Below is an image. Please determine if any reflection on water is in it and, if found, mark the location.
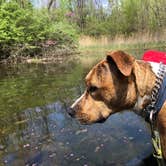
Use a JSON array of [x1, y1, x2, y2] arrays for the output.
[[0, 101, 153, 166], [0, 49, 164, 165]]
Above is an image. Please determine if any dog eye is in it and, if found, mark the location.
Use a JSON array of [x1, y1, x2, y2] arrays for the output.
[[88, 86, 98, 93]]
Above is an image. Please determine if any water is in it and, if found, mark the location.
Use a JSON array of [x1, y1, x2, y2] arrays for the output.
[[0, 49, 164, 166]]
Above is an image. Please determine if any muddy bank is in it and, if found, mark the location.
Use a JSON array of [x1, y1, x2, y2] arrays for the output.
[[0, 45, 79, 64]]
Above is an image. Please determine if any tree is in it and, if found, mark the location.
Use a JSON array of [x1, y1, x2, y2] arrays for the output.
[[48, 0, 56, 11]]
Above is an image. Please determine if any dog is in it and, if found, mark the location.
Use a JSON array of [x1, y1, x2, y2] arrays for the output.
[[68, 50, 166, 160]]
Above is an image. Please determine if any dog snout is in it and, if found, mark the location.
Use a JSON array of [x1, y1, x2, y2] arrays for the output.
[[68, 106, 76, 117], [68, 94, 84, 118]]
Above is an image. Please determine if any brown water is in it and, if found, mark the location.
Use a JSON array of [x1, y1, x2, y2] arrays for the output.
[[0, 48, 165, 166]]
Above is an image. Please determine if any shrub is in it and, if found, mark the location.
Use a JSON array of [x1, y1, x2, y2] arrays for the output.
[[0, 2, 78, 59]]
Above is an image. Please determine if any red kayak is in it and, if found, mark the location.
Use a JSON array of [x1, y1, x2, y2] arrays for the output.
[[142, 50, 166, 64]]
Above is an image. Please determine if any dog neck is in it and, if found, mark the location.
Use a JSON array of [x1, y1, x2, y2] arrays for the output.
[[132, 60, 156, 114]]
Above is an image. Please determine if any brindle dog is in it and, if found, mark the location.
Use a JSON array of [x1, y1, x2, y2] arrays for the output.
[[68, 50, 166, 159]]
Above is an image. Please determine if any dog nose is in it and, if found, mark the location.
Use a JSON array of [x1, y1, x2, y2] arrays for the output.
[[68, 107, 75, 117]]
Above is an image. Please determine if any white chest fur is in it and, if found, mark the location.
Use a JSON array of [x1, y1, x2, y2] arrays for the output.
[[149, 61, 160, 75]]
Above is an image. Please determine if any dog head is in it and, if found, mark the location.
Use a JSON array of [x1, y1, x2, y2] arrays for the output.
[[68, 50, 137, 124]]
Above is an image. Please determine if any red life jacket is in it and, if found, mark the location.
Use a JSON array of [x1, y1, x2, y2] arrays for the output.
[[142, 50, 166, 64]]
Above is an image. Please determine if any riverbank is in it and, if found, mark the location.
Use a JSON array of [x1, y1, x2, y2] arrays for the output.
[[0, 2, 78, 64], [1, 31, 165, 65], [0, 44, 79, 64]]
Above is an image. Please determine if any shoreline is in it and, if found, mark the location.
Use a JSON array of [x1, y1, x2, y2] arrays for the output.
[[0, 36, 165, 65], [0, 47, 79, 64]]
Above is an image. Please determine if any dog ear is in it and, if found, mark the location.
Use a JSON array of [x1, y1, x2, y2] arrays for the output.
[[106, 50, 135, 76]]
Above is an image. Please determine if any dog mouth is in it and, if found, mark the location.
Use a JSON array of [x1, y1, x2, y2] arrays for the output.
[[96, 117, 106, 123], [94, 113, 107, 123], [75, 113, 107, 124], [68, 107, 108, 124], [75, 113, 91, 124]]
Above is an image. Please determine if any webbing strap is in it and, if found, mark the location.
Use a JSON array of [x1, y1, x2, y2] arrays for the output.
[[155, 75, 166, 113]]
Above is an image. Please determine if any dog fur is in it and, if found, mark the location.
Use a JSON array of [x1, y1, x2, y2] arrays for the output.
[[69, 50, 166, 159]]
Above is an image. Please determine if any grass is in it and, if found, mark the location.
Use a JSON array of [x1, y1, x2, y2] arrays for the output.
[[78, 33, 166, 66]]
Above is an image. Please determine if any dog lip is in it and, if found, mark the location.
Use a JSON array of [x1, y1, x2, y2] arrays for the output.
[[96, 118, 106, 123]]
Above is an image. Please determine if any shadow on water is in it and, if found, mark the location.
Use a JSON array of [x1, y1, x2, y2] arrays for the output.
[[0, 48, 165, 166]]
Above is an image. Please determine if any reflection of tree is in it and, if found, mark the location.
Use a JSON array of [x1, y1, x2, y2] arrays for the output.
[[0, 61, 84, 126], [40, 106, 51, 138], [0, 98, 84, 163]]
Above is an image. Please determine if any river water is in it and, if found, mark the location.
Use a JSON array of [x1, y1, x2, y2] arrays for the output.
[[0, 48, 165, 166]]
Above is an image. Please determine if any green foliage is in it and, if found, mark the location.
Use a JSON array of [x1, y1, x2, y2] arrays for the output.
[[84, 20, 110, 36], [77, 0, 166, 36], [0, 1, 78, 59], [0, 2, 23, 43], [48, 21, 78, 44]]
